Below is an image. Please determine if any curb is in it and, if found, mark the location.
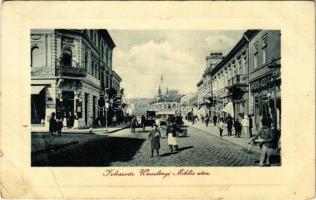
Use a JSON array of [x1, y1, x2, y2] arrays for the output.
[[31, 124, 131, 134]]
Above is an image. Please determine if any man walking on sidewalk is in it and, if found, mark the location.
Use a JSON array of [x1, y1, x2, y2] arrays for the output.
[[205, 114, 210, 127], [226, 114, 233, 136], [48, 112, 58, 148], [248, 114, 253, 137], [213, 115, 218, 126]]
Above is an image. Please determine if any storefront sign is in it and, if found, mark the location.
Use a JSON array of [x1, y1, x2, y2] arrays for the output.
[[250, 75, 272, 91]]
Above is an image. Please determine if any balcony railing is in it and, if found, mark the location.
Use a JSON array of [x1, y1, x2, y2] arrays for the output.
[[228, 74, 248, 87], [56, 65, 87, 77]]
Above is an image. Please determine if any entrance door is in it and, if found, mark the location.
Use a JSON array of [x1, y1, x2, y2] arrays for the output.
[[62, 91, 74, 127], [85, 93, 88, 126], [31, 90, 46, 124]]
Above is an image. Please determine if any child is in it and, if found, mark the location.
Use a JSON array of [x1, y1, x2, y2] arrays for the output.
[[148, 125, 161, 157], [219, 118, 224, 137]]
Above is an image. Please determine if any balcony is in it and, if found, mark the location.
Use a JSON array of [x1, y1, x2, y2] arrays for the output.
[[227, 74, 248, 88]]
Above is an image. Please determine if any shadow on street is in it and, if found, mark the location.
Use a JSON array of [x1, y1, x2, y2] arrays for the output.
[[159, 146, 194, 157], [32, 136, 146, 166]]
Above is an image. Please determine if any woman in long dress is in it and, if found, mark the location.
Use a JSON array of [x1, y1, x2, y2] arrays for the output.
[[166, 121, 179, 152]]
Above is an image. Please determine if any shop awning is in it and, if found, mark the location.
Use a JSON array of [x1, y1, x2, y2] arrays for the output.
[[222, 102, 234, 118], [31, 86, 46, 95]]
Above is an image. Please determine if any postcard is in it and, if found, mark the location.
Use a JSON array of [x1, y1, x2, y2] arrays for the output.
[[0, 1, 315, 199]]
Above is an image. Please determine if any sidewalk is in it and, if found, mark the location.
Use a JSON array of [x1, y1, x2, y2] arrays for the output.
[[32, 123, 131, 154], [185, 120, 261, 153], [31, 122, 130, 134]]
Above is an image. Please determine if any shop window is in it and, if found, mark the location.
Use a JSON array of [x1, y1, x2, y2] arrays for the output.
[[31, 46, 40, 67]]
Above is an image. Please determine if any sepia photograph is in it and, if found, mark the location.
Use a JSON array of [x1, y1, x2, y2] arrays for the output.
[[1, 1, 315, 199], [31, 29, 281, 167]]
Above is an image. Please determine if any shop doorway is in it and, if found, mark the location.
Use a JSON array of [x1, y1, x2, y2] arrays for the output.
[[62, 91, 74, 127], [85, 93, 88, 126], [31, 89, 46, 124]]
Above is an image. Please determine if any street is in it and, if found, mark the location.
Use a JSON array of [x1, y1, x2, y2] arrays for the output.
[[32, 125, 261, 167]]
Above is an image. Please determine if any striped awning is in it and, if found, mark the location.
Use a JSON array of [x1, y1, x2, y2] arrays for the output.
[[31, 86, 46, 95]]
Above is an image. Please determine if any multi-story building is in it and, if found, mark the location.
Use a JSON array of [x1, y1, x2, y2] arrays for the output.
[[30, 29, 120, 129], [248, 30, 281, 131], [196, 52, 223, 117], [209, 30, 258, 119]]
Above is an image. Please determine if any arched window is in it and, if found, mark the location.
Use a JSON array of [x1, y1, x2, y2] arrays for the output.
[[61, 48, 72, 67], [31, 46, 40, 67]]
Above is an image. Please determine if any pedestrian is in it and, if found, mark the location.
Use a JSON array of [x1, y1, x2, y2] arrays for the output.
[[48, 112, 58, 147], [141, 114, 146, 131], [213, 115, 218, 126], [112, 114, 117, 126], [234, 119, 242, 138], [88, 116, 93, 134], [219, 118, 224, 137], [242, 114, 250, 138], [226, 114, 233, 136], [201, 115, 204, 123], [56, 117, 63, 136], [166, 121, 179, 153], [131, 116, 137, 133], [250, 117, 275, 167], [248, 114, 253, 137], [192, 115, 195, 125], [205, 114, 210, 127], [148, 125, 161, 158]]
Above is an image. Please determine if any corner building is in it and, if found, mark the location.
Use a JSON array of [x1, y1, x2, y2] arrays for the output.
[[31, 29, 118, 129]]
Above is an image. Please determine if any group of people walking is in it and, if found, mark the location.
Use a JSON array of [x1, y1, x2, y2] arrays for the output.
[[199, 113, 253, 138], [148, 120, 180, 158], [198, 112, 278, 167]]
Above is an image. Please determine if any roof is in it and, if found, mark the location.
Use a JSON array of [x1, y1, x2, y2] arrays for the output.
[[99, 29, 116, 49], [211, 30, 260, 76]]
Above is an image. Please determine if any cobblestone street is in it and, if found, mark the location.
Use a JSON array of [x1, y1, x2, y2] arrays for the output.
[[32, 125, 261, 166], [110, 126, 260, 166]]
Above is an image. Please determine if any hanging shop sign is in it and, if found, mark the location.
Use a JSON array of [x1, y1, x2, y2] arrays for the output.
[[250, 75, 272, 92]]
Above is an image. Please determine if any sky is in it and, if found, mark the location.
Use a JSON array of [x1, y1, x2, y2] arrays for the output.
[[108, 30, 244, 99]]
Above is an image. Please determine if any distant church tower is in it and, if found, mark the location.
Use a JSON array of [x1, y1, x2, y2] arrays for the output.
[[158, 85, 161, 96]]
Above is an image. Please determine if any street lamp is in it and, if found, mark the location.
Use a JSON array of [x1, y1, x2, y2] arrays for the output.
[[268, 57, 281, 130]]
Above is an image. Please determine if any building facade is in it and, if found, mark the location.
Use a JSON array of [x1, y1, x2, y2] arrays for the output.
[[208, 30, 258, 119], [196, 52, 223, 117], [248, 30, 281, 131], [31, 29, 121, 129]]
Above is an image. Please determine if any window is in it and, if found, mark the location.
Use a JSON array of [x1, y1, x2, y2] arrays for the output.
[[262, 37, 267, 64], [236, 59, 240, 75], [91, 62, 94, 75], [253, 43, 258, 69], [262, 47, 267, 64], [31, 46, 40, 67], [61, 48, 72, 67], [238, 60, 242, 74], [84, 52, 88, 70], [242, 56, 246, 74], [254, 52, 258, 69]]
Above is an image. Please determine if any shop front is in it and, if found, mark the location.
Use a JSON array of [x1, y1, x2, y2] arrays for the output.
[[250, 74, 281, 131], [31, 85, 47, 124]]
